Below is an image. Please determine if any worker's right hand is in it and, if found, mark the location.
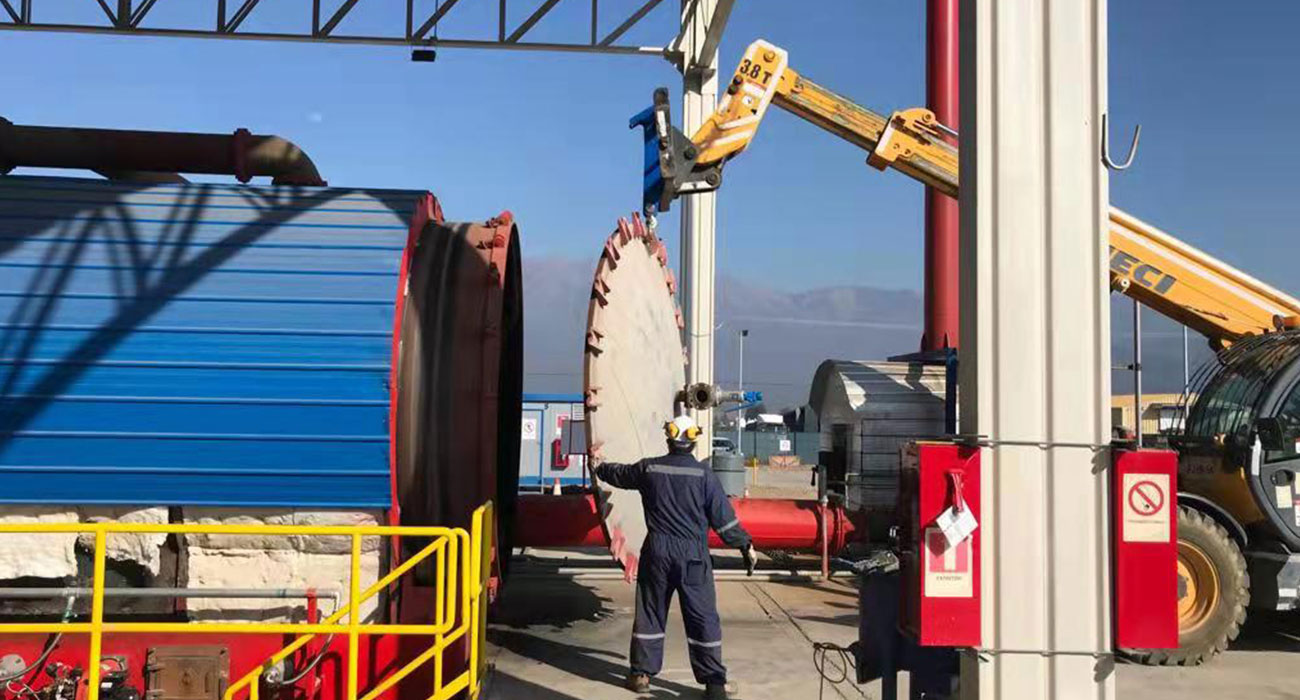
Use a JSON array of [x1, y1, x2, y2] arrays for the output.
[[740, 543, 756, 576]]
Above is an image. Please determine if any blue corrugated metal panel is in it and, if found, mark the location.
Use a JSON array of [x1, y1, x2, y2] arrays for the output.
[[0, 176, 421, 508]]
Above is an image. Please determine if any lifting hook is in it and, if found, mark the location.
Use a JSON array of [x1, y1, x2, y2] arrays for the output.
[[1101, 112, 1141, 171]]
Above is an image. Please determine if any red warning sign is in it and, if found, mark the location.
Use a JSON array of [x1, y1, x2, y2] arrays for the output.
[[923, 527, 973, 598], [1122, 473, 1171, 543]]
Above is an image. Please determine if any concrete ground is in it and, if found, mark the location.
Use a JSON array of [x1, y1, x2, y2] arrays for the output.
[[1119, 610, 1300, 700], [484, 548, 1300, 699], [484, 564, 870, 699]]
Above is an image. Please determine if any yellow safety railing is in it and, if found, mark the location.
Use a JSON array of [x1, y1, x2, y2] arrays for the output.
[[0, 501, 494, 700]]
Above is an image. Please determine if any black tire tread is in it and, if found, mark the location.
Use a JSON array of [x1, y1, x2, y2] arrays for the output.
[[1126, 506, 1249, 666]]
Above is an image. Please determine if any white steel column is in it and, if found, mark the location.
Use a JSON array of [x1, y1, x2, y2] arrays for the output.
[[958, 0, 1113, 698], [679, 0, 719, 457]]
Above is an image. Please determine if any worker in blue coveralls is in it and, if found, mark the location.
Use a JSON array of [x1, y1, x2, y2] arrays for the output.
[[591, 413, 757, 700]]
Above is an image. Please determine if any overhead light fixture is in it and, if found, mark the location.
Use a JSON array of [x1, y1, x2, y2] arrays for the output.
[[411, 49, 437, 63]]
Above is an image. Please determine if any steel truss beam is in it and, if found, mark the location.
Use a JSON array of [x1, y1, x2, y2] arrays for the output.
[[0, 0, 670, 54]]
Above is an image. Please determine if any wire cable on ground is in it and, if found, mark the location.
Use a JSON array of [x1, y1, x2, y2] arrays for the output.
[[812, 641, 857, 700]]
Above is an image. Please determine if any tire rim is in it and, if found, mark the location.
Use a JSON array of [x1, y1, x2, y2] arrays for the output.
[[1177, 540, 1220, 635]]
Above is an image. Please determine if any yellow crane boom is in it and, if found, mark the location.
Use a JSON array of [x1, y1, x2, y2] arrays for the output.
[[659, 39, 1300, 345]]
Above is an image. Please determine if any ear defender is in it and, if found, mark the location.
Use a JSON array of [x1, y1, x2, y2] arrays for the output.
[[685, 426, 700, 441], [665, 421, 680, 439]]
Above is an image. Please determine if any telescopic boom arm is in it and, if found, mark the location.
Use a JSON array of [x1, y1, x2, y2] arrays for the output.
[[632, 39, 1300, 345]]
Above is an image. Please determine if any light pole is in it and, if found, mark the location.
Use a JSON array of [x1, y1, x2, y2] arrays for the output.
[[737, 329, 748, 455]]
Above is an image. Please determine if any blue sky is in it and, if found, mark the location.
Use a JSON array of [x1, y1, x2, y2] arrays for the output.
[[3, 1, 922, 292], [2, 0, 1298, 296]]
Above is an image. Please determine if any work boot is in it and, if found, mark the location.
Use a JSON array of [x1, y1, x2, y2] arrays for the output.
[[626, 672, 650, 693], [703, 681, 738, 699]]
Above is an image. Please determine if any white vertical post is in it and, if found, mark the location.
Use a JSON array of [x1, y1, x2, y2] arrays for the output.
[[679, 0, 719, 458], [959, 0, 1114, 697]]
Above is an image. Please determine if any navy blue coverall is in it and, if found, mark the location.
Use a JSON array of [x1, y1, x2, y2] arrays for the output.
[[597, 449, 752, 685]]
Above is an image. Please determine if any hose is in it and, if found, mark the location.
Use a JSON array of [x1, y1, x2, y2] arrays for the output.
[[266, 596, 338, 687], [271, 636, 334, 687], [0, 596, 76, 684], [4, 679, 39, 700]]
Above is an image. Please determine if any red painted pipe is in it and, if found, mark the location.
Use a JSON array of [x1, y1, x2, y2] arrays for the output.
[[515, 493, 859, 553], [515, 492, 608, 547], [922, 0, 960, 352]]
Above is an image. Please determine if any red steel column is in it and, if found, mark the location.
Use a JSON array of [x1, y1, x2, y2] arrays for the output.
[[923, 0, 960, 351]]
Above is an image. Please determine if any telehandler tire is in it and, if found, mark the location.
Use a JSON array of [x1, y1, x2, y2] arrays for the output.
[[1127, 506, 1249, 666]]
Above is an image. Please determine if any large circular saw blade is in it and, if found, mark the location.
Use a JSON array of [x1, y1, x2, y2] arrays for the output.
[[584, 214, 685, 580]]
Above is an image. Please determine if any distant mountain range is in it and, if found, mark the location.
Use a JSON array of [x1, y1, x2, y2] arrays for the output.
[[523, 256, 1209, 411]]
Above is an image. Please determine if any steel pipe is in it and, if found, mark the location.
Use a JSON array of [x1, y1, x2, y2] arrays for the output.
[[515, 491, 607, 547], [0, 587, 338, 600], [93, 169, 189, 184], [0, 118, 325, 185], [514, 493, 860, 553]]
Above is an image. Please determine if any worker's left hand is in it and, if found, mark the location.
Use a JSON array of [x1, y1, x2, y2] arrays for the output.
[[740, 544, 756, 576]]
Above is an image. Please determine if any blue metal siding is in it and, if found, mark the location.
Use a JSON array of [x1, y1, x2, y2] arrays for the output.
[[0, 176, 421, 507]]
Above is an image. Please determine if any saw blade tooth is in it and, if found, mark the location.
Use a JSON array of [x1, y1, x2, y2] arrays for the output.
[[585, 329, 605, 355], [653, 240, 668, 267], [603, 238, 621, 267], [664, 268, 677, 295]]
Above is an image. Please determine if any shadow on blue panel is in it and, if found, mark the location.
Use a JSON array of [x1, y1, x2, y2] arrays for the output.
[[0, 177, 414, 507]]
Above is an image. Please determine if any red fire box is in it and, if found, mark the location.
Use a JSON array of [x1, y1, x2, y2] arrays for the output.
[[1113, 448, 1178, 649], [898, 442, 981, 647]]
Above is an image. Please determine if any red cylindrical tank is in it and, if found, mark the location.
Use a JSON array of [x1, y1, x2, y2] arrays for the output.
[[515, 493, 859, 553]]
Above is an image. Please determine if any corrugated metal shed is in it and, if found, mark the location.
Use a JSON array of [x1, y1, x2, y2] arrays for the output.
[[0, 175, 421, 507], [807, 359, 946, 514]]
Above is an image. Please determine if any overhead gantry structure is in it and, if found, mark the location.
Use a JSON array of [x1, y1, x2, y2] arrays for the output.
[[0, 0, 702, 54]]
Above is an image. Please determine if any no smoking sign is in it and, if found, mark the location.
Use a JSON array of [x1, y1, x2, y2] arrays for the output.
[[1122, 473, 1171, 543], [1128, 480, 1164, 515]]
